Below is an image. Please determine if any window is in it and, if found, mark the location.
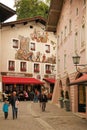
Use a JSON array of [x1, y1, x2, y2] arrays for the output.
[[83, 0, 86, 5], [64, 54, 66, 69], [45, 45, 50, 53], [20, 62, 26, 71], [30, 42, 35, 51], [45, 64, 51, 74], [70, 0, 72, 4], [64, 26, 67, 38], [34, 64, 39, 73], [81, 24, 85, 47], [74, 32, 78, 53], [61, 32, 63, 43], [8, 61, 15, 71], [69, 19, 72, 33], [12, 39, 19, 48], [76, 8, 78, 16]]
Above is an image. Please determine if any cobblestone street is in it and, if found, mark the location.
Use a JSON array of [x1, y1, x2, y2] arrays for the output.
[[0, 101, 87, 130]]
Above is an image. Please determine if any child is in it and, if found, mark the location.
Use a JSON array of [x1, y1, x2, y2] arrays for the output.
[[15, 99, 19, 119], [2, 98, 9, 119]]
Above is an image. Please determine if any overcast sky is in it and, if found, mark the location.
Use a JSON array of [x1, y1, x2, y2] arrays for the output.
[[0, 0, 17, 22]]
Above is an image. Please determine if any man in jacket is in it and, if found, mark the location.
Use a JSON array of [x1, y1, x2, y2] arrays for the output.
[[9, 91, 18, 119]]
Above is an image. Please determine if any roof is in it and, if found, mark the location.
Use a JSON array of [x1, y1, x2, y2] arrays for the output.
[[2, 76, 44, 85], [69, 74, 87, 85], [0, 2, 16, 23], [2, 16, 47, 27], [46, 0, 64, 32], [43, 78, 55, 84]]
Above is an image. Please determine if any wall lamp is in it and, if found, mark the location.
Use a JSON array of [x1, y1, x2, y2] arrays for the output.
[[72, 54, 87, 73]]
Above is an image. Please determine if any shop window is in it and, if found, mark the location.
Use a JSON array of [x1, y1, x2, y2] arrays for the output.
[[20, 62, 26, 71], [45, 45, 50, 53], [34, 64, 39, 73], [8, 60, 15, 71], [12, 39, 19, 48], [45, 64, 51, 74], [30, 42, 35, 51]]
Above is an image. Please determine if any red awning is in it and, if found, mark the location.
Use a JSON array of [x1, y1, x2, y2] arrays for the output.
[[2, 76, 44, 84], [43, 78, 55, 84], [69, 74, 87, 85]]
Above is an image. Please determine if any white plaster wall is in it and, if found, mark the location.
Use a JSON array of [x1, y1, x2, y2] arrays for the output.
[[1, 21, 56, 78]]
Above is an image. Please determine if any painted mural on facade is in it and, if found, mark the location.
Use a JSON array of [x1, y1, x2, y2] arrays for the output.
[[30, 28, 48, 43], [15, 29, 56, 64]]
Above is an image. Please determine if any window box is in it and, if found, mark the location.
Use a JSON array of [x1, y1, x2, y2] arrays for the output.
[[34, 69, 39, 73], [21, 68, 26, 71], [46, 50, 50, 53], [9, 66, 15, 71], [46, 70, 51, 74]]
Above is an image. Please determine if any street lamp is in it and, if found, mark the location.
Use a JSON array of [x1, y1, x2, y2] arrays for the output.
[[72, 54, 87, 73]]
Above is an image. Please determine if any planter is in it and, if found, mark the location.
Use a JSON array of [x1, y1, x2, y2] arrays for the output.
[[58, 97, 64, 108], [64, 99, 70, 111]]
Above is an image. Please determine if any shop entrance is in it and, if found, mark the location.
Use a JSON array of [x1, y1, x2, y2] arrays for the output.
[[78, 85, 86, 112]]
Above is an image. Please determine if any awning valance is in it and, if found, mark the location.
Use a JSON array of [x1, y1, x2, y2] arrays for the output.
[[43, 78, 55, 84], [69, 74, 87, 85], [2, 76, 44, 85]]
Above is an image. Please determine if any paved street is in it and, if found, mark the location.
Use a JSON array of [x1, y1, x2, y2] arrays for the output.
[[0, 101, 87, 130]]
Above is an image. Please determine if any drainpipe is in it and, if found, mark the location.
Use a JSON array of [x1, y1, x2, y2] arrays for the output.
[[85, 0, 87, 119], [0, 21, 1, 71]]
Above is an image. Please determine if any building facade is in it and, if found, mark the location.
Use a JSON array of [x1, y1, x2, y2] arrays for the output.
[[0, 3, 56, 97], [47, 0, 87, 119]]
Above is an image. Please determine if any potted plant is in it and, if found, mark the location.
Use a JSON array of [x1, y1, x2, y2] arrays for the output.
[[64, 91, 70, 111], [58, 90, 64, 108]]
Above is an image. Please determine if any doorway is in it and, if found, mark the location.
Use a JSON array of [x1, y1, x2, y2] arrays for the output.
[[78, 85, 86, 112]]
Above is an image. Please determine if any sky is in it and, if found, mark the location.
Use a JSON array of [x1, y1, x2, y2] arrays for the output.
[[0, 0, 17, 22]]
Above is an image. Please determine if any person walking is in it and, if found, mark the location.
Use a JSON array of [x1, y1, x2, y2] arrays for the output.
[[15, 99, 19, 118], [39, 91, 48, 112], [2, 98, 9, 119], [9, 91, 18, 119]]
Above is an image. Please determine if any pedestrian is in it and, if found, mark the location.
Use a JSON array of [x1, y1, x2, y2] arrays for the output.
[[2, 98, 9, 119], [9, 91, 18, 119], [39, 91, 48, 112], [15, 99, 19, 118]]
